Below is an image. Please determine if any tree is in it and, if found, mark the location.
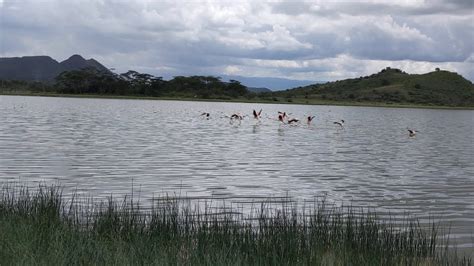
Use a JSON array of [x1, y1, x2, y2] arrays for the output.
[[56, 68, 98, 94], [225, 80, 248, 97]]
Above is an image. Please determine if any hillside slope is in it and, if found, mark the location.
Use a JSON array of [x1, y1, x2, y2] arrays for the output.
[[0, 56, 61, 81], [277, 68, 474, 106], [0, 55, 110, 82]]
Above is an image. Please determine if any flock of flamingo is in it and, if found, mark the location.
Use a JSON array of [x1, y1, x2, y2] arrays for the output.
[[201, 109, 417, 137]]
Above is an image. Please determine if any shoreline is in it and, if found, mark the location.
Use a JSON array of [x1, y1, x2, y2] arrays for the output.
[[2, 92, 474, 110]]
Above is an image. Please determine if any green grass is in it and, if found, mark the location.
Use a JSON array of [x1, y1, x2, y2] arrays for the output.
[[276, 69, 474, 108], [0, 184, 471, 265]]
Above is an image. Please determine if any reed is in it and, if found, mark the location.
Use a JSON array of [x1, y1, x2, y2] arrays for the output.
[[0, 184, 470, 265]]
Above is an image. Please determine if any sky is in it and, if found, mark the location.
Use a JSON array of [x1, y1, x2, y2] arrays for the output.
[[0, 0, 473, 89]]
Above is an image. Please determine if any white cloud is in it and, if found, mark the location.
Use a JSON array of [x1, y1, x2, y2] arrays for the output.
[[0, 0, 473, 82], [223, 65, 241, 75], [234, 54, 473, 82]]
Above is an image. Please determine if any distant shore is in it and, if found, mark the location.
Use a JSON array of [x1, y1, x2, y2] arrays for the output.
[[2, 92, 474, 110]]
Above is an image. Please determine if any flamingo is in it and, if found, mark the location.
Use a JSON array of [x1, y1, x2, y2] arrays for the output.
[[230, 113, 245, 121], [408, 129, 416, 137], [334, 120, 344, 129], [228, 113, 245, 125], [288, 118, 299, 124], [278, 112, 288, 123], [253, 109, 263, 119], [278, 111, 289, 118]]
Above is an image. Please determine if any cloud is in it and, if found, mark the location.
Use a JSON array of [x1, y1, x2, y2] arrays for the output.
[[231, 54, 473, 82], [223, 65, 241, 75], [271, 0, 472, 16], [0, 0, 473, 83]]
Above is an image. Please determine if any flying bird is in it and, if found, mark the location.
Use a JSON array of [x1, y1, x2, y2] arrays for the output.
[[307, 116, 315, 125], [278, 112, 288, 123], [408, 129, 417, 137], [278, 114, 285, 123], [253, 109, 263, 119], [201, 112, 210, 118], [288, 118, 299, 124], [230, 113, 244, 120], [278, 111, 288, 118], [334, 120, 345, 129]]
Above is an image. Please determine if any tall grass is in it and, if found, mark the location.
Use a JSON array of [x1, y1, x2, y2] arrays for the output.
[[0, 184, 470, 265]]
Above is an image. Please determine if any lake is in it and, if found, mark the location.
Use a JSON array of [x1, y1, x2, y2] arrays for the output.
[[1, 95, 473, 250]]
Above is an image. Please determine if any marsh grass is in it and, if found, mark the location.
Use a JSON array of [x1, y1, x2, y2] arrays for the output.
[[0, 184, 470, 265]]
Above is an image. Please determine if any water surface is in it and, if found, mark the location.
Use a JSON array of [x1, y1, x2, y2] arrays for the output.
[[1, 95, 473, 250]]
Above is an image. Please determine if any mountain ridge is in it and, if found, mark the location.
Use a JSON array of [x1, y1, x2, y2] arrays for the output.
[[0, 55, 110, 82]]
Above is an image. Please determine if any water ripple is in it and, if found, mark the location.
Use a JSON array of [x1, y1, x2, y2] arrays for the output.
[[1, 96, 473, 249]]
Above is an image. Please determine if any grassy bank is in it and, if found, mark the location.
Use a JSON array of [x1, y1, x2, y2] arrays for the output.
[[0, 185, 470, 265], [2, 91, 474, 110]]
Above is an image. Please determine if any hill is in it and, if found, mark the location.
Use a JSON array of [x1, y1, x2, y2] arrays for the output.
[[0, 55, 110, 82], [274, 68, 474, 107]]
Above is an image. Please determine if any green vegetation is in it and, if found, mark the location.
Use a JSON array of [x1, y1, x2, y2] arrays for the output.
[[0, 68, 251, 100], [1, 67, 473, 108], [0, 184, 470, 265], [274, 67, 474, 107]]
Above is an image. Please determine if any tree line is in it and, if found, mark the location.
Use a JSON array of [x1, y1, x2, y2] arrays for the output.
[[1, 67, 251, 99]]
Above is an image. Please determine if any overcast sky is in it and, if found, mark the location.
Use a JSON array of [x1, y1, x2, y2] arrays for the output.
[[1, 0, 473, 85]]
